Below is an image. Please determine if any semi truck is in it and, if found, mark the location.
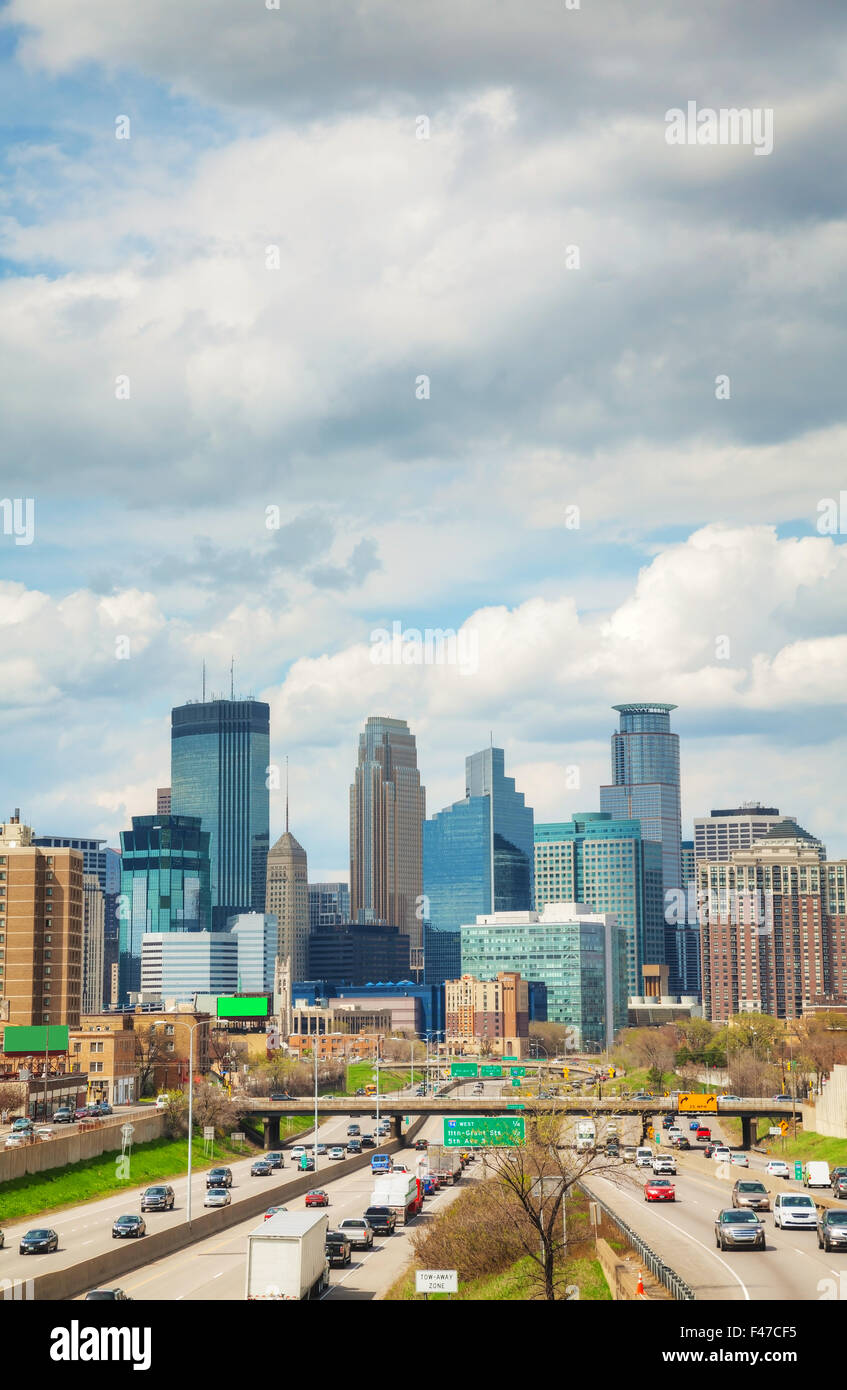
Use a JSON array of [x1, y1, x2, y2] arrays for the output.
[[426, 1144, 462, 1186], [370, 1172, 423, 1225], [576, 1119, 596, 1152], [244, 1210, 330, 1301]]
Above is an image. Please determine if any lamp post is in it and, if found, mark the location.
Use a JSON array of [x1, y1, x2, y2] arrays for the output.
[[313, 1029, 319, 1177], [184, 1020, 204, 1225]]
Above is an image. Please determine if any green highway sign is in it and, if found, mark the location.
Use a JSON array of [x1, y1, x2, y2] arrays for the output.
[[510, 1066, 526, 1077], [507, 1104, 525, 1111], [480, 1065, 503, 1077], [794, 1161, 803, 1181], [450, 1063, 479, 1078], [502, 1056, 518, 1062], [444, 1116, 525, 1148], [511, 1079, 522, 1088]]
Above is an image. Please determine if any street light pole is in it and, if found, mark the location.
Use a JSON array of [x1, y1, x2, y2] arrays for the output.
[[314, 1034, 319, 1176], [186, 1023, 196, 1224]]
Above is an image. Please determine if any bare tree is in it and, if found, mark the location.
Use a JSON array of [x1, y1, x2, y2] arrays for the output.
[[134, 1025, 172, 1097], [159, 1089, 188, 1138], [0, 1080, 25, 1120], [190, 1081, 246, 1134]]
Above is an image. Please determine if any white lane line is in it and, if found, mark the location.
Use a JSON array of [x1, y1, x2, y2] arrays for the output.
[[592, 1179, 751, 1301]]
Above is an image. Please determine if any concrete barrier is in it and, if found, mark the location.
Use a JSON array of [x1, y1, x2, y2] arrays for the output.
[[595, 1236, 668, 1300], [26, 1114, 428, 1300], [0, 1113, 166, 1182]]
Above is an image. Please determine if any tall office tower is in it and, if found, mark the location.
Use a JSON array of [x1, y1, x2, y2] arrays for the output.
[[534, 813, 664, 998], [308, 920, 411, 987], [675, 839, 701, 998], [349, 716, 425, 966], [423, 746, 533, 986], [82, 874, 105, 1015], [693, 805, 790, 862], [698, 820, 828, 1022], [33, 835, 122, 1006], [265, 824, 310, 982], [157, 787, 172, 815], [600, 703, 683, 988], [170, 697, 270, 930], [118, 814, 211, 1004], [0, 814, 84, 1028], [228, 911, 278, 993], [308, 881, 351, 930], [681, 841, 696, 886]]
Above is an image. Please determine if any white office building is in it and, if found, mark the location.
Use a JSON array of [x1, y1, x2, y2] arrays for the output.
[[140, 932, 238, 1005], [227, 912, 278, 993], [693, 805, 793, 863]]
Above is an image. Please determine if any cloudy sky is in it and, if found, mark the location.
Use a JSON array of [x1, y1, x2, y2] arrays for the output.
[[1, 0, 845, 873]]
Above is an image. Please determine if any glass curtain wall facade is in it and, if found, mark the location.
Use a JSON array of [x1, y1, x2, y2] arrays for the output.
[[118, 814, 211, 1003], [534, 814, 664, 997], [465, 747, 534, 909], [171, 698, 270, 930]]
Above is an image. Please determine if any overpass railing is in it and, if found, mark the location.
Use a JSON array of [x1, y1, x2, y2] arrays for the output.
[[579, 1182, 696, 1301]]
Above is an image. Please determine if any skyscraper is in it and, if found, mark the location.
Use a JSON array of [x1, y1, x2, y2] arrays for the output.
[[423, 746, 534, 985], [82, 874, 105, 1015], [349, 716, 425, 965], [600, 702, 683, 988], [171, 697, 270, 930], [534, 813, 664, 997], [693, 805, 790, 862], [118, 814, 211, 1003], [33, 835, 121, 1007], [265, 826, 310, 983], [308, 881, 351, 930]]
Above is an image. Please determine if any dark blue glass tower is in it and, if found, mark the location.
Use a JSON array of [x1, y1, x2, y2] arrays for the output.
[[118, 814, 211, 1003], [422, 746, 533, 985], [171, 698, 270, 931]]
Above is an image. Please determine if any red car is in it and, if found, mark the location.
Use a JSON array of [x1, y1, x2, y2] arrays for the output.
[[264, 1206, 288, 1221], [305, 1189, 329, 1208], [696, 1127, 711, 1141], [644, 1177, 676, 1202]]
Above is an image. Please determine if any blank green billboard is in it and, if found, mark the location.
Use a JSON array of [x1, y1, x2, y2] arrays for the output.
[[3, 1024, 70, 1055], [216, 996, 270, 1019]]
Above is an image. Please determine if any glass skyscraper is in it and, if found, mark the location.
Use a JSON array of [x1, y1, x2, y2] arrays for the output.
[[534, 813, 664, 998], [422, 746, 533, 985], [171, 698, 270, 930], [600, 703, 684, 989], [118, 814, 211, 1003]]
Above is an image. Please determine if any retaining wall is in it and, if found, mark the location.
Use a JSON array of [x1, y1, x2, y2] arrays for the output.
[[0, 1112, 166, 1182]]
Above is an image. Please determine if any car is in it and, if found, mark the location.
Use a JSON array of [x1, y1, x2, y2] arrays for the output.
[[251, 1159, 273, 1177], [644, 1177, 676, 1202], [830, 1166, 847, 1183], [766, 1159, 790, 1179], [392, 1163, 409, 1173], [347, 1140, 362, 1154], [4, 1134, 27, 1148], [355, 1087, 365, 1095], [347, 1124, 361, 1137], [696, 1127, 711, 1142], [52, 1108, 73, 1124], [264, 1205, 288, 1220], [204, 1187, 231, 1208], [325, 1231, 352, 1267], [718, 1095, 743, 1104], [265, 1151, 284, 1169], [413, 1139, 429, 1150], [689, 1120, 700, 1131], [112, 1214, 146, 1238], [652, 1156, 676, 1175], [11, 1117, 33, 1132], [361, 1134, 376, 1148], [338, 1217, 375, 1249], [818, 1208, 847, 1251], [305, 1189, 329, 1207], [832, 1175, 847, 1200], [606, 1143, 620, 1157], [712, 1147, 731, 1163], [635, 1147, 653, 1168], [364, 1206, 397, 1234], [141, 1184, 175, 1211], [804, 1161, 832, 1188], [316, 1144, 328, 1156], [667, 1126, 681, 1139], [714, 1209, 765, 1250], [290, 1145, 306, 1160], [771, 1094, 792, 1103], [206, 1167, 233, 1189], [421, 1176, 439, 1196], [296, 1156, 315, 1171], [730, 1152, 749, 1167], [97, 1102, 113, 1115], [84, 1288, 133, 1301], [676, 1137, 691, 1151], [74, 1106, 94, 1121], [270, 1092, 292, 1100], [732, 1179, 770, 1212], [631, 1092, 652, 1101], [621, 1145, 637, 1163], [155, 1093, 170, 1110], [329, 1146, 345, 1160], [19, 1228, 59, 1254], [773, 1192, 818, 1228]]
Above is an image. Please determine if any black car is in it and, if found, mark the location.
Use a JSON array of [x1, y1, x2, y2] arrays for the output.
[[325, 1231, 352, 1267], [270, 1092, 292, 1101], [676, 1137, 691, 1150], [141, 1184, 175, 1211], [19, 1228, 59, 1254], [206, 1167, 233, 1189], [364, 1206, 397, 1235], [97, 1102, 113, 1116], [361, 1134, 376, 1149], [85, 1288, 133, 1301], [347, 1140, 362, 1155], [265, 1152, 285, 1169], [112, 1214, 146, 1239], [818, 1208, 847, 1251], [413, 1139, 429, 1151], [251, 1159, 273, 1177]]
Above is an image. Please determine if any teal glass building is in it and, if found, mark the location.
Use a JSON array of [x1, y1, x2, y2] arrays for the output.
[[422, 747, 533, 985], [171, 698, 270, 930], [459, 904, 628, 1050], [118, 814, 211, 1002], [534, 813, 664, 997]]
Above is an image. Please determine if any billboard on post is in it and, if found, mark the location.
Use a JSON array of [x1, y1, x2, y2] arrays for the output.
[[216, 996, 270, 1019], [2, 1024, 69, 1055]]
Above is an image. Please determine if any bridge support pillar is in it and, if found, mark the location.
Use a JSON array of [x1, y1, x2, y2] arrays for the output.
[[263, 1115, 281, 1148], [392, 1113, 403, 1141], [740, 1115, 755, 1150]]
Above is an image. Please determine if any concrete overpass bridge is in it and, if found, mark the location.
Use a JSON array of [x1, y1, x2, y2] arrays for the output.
[[245, 1095, 789, 1148]]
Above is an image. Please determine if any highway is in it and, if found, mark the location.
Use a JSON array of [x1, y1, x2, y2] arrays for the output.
[[584, 1116, 844, 1301]]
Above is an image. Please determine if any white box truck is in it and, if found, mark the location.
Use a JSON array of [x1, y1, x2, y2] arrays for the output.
[[245, 1210, 330, 1300], [576, 1119, 596, 1152], [370, 1171, 421, 1225]]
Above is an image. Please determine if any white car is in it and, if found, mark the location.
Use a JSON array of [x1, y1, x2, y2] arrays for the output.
[[4, 1134, 27, 1148], [766, 1159, 790, 1179], [667, 1127, 681, 1140], [34, 1126, 54, 1140], [712, 1147, 731, 1163], [652, 1157, 677, 1175], [203, 1188, 231, 1208], [773, 1192, 817, 1228], [730, 1153, 749, 1167], [290, 1146, 306, 1160], [328, 1146, 345, 1160]]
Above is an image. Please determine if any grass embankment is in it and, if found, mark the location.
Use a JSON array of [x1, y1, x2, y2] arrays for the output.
[[386, 1254, 610, 1301], [0, 1132, 258, 1224], [344, 1062, 412, 1094]]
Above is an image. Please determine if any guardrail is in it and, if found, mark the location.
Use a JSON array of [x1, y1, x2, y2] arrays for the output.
[[579, 1182, 696, 1302]]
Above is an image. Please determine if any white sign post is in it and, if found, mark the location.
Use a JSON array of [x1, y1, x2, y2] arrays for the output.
[[415, 1269, 458, 1299]]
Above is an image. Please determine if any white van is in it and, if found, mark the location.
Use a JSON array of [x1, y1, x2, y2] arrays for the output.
[[155, 1093, 169, 1110], [636, 1147, 653, 1168], [803, 1160, 831, 1188]]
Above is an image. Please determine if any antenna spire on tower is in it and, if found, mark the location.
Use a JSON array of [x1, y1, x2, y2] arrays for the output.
[[230, 656, 235, 700], [285, 755, 289, 834], [202, 659, 206, 702]]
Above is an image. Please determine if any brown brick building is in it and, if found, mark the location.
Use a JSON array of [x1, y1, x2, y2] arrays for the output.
[[445, 972, 529, 1056]]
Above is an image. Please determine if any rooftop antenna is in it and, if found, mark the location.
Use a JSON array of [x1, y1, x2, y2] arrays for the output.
[[285, 755, 289, 834], [230, 656, 235, 700], [202, 659, 206, 703]]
